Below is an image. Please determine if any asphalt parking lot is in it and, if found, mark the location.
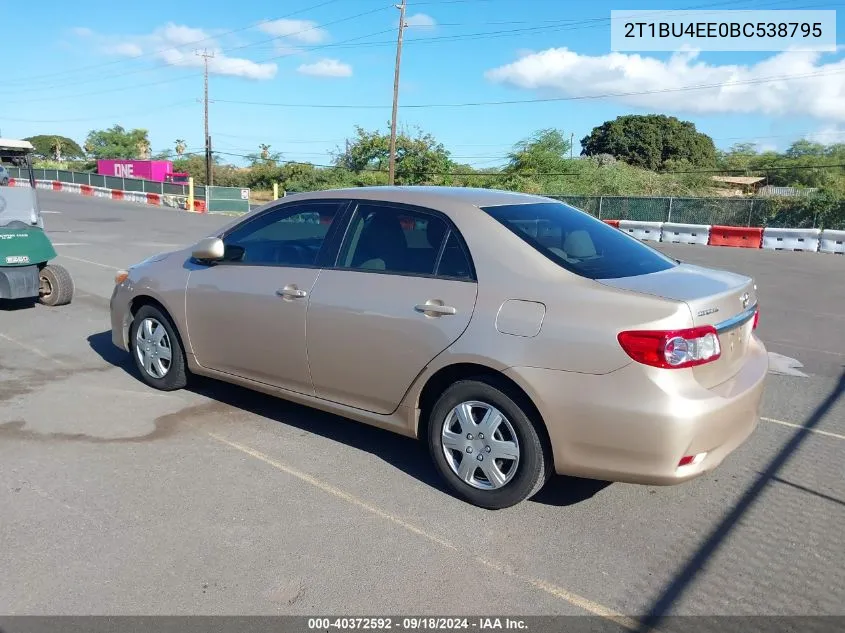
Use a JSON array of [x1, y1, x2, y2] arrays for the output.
[[1, 190, 843, 620]]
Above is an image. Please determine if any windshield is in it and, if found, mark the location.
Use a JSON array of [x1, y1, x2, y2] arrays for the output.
[[0, 151, 35, 188], [480, 201, 677, 280]]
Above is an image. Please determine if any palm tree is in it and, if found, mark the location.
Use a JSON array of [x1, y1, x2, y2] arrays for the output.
[[51, 137, 63, 162], [175, 139, 186, 157], [137, 139, 151, 160], [260, 143, 271, 160]]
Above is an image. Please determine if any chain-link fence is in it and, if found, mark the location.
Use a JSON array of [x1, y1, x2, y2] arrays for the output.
[[545, 194, 844, 229]]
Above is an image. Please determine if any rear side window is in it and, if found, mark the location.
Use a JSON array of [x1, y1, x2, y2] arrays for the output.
[[480, 202, 676, 280]]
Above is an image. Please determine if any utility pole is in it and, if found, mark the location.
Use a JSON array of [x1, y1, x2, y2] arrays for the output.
[[387, 0, 407, 186], [197, 49, 215, 186]]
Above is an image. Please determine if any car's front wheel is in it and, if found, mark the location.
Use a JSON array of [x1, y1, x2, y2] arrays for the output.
[[129, 305, 188, 391], [427, 378, 551, 509]]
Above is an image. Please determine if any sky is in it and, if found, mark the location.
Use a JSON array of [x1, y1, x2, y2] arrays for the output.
[[1, 0, 844, 168]]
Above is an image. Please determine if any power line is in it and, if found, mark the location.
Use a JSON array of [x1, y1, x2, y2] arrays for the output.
[[2, 7, 394, 100], [0, 100, 198, 123], [6, 0, 813, 99], [0, 0, 349, 88], [0, 26, 395, 106], [211, 67, 845, 110]]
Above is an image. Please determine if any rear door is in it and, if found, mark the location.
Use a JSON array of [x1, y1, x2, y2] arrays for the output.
[[305, 200, 478, 414]]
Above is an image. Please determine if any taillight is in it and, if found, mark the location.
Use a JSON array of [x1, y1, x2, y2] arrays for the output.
[[752, 308, 759, 330], [617, 326, 721, 369]]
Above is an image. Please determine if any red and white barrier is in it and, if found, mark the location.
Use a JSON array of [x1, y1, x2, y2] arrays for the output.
[[13, 178, 196, 211], [7, 179, 842, 250]]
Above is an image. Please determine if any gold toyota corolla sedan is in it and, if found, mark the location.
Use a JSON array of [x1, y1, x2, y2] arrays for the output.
[[110, 187, 767, 509]]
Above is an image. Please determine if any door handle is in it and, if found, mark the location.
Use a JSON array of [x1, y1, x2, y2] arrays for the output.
[[414, 302, 456, 316], [276, 285, 307, 299]]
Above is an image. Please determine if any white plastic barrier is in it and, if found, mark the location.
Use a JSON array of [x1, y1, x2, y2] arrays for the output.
[[660, 222, 711, 245], [762, 227, 821, 252], [819, 229, 845, 254], [618, 220, 663, 242]]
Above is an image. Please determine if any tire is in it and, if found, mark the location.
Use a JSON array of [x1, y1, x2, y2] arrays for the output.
[[129, 305, 188, 391], [427, 378, 552, 510], [38, 263, 74, 306]]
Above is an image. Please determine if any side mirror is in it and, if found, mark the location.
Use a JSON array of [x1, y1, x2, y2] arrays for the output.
[[192, 236, 225, 261]]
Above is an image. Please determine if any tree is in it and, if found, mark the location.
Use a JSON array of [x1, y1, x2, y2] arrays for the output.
[[580, 114, 717, 171], [505, 129, 572, 175], [175, 139, 187, 157], [334, 124, 453, 185], [259, 144, 271, 160], [83, 125, 151, 159], [24, 135, 84, 161]]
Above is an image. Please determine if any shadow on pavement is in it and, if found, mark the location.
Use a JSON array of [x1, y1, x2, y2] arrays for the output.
[[87, 330, 608, 508], [638, 370, 845, 631], [531, 475, 612, 507], [0, 298, 38, 311]]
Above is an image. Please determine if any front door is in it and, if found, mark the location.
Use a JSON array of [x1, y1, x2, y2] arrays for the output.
[[306, 201, 478, 414], [185, 200, 346, 394]]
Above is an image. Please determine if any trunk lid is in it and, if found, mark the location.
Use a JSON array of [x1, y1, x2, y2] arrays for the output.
[[599, 263, 758, 388]]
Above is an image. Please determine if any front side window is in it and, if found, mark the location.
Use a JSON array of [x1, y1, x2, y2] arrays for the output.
[[336, 203, 474, 279], [221, 201, 343, 267], [480, 202, 677, 280]]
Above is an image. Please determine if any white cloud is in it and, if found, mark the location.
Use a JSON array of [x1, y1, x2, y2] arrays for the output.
[[406, 13, 436, 29], [155, 23, 209, 46], [259, 18, 328, 44], [808, 125, 845, 145], [105, 42, 143, 57], [157, 48, 277, 80], [72, 27, 93, 37], [98, 22, 277, 80], [485, 48, 845, 121], [297, 58, 352, 78]]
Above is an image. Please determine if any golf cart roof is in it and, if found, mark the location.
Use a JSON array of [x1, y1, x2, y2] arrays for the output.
[[0, 138, 35, 152]]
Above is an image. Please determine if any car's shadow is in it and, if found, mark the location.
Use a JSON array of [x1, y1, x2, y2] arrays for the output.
[[87, 330, 611, 508]]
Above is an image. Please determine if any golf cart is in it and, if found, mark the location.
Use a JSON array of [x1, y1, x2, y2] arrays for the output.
[[0, 138, 74, 306]]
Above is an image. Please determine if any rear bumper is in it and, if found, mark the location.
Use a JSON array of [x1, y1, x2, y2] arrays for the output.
[[0, 265, 39, 300], [505, 334, 768, 485]]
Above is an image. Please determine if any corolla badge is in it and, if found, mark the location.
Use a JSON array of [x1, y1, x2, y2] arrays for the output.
[[740, 292, 750, 309]]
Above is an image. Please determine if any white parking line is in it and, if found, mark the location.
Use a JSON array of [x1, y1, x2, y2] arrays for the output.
[[207, 431, 641, 630], [761, 417, 845, 441], [0, 333, 68, 365], [56, 254, 118, 270]]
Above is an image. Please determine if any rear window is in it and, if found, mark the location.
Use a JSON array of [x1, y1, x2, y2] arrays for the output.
[[480, 202, 677, 280]]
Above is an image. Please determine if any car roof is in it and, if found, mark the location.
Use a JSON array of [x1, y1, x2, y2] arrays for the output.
[[0, 138, 35, 151], [285, 186, 557, 208]]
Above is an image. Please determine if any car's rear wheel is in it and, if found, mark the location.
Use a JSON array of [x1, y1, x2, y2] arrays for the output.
[[427, 378, 551, 509], [130, 305, 188, 391]]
